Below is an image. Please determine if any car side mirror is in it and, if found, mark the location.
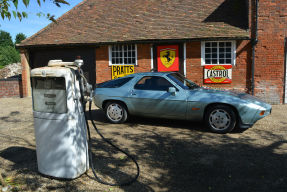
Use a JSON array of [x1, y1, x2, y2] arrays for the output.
[[168, 87, 176, 96]]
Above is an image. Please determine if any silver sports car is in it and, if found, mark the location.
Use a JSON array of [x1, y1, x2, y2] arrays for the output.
[[93, 72, 271, 133]]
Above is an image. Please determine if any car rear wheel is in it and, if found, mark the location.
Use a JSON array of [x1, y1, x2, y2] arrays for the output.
[[104, 102, 128, 123], [205, 105, 236, 134]]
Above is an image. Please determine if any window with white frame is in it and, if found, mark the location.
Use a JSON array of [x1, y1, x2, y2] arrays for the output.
[[109, 44, 137, 65], [201, 41, 236, 65]]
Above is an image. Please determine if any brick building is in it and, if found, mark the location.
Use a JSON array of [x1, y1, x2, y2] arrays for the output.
[[18, 0, 287, 104]]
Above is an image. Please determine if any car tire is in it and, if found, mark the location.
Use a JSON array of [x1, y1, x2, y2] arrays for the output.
[[104, 101, 128, 124], [205, 105, 237, 134]]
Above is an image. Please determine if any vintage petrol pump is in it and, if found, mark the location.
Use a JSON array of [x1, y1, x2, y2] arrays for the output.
[[30, 59, 139, 185], [30, 59, 90, 179]]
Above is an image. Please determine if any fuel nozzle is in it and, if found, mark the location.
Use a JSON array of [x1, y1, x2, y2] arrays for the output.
[[74, 56, 84, 68]]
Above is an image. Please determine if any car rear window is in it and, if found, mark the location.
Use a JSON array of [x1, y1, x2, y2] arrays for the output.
[[96, 77, 134, 88]]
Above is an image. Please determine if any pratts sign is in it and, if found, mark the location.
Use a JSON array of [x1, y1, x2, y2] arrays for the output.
[[204, 65, 232, 84], [111, 65, 134, 79]]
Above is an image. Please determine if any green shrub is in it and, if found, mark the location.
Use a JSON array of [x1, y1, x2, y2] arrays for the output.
[[0, 46, 21, 68]]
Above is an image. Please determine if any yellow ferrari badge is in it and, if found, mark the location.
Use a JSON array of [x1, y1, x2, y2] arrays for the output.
[[160, 48, 176, 68]]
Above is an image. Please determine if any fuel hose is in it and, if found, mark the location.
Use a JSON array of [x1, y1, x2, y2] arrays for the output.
[[85, 101, 140, 186], [78, 71, 140, 186]]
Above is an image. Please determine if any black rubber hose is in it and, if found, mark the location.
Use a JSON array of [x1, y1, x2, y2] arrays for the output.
[[85, 100, 140, 186]]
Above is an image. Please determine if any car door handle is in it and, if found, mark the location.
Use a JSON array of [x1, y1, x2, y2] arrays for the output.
[[131, 91, 136, 95]]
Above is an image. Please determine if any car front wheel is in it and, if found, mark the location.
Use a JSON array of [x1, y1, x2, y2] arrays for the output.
[[205, 105, 236, 134], [104, 102, 128, 123]]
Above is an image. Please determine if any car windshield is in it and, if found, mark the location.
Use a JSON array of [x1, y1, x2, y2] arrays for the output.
[[167, 73, 200, 90]]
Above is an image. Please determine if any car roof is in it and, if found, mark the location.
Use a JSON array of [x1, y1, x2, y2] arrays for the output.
[[130, 72, 174, 77]]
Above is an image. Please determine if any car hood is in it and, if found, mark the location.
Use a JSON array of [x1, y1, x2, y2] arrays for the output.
[[190, 88, 271, 109]]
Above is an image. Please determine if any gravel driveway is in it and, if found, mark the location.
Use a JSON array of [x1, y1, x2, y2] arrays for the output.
[[0, 97, 286, 192]]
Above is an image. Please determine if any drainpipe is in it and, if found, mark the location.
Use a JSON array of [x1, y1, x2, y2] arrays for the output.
[[251, 0, 259, 95], [284, 37, 287, 103]]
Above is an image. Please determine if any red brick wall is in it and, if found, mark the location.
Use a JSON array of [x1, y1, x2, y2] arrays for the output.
[[186, 40, 252, 92], [95, 42, 252, 92], [0, 79, 22, 98], [95, 44, 152, 83], [252, 0, 287, 104]]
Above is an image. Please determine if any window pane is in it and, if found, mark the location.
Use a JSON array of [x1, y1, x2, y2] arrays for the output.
[[219, 42, 225, 47], [203, 41, 234, 65], [219, 59, 225, 64], [111, 44, 136, 65], [132, 51, 135, 57]]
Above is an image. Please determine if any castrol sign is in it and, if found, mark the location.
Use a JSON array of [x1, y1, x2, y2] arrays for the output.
[[204, 65, 232, 84]]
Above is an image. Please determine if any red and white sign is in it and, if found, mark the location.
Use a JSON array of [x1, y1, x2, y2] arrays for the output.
[[157, 45, 179, 72], [204, 65, 232, 84]]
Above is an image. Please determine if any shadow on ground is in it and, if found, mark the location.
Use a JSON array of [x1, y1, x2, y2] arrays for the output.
[[0, 108, 286, 192], [87, 109, 287, 192]]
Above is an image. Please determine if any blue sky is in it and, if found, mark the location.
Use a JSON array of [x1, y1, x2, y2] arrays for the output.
[[0, 0, 83, 42]]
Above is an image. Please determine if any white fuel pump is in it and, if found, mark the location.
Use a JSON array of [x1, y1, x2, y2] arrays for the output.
[[31, 59, 139, 185], [31, 59, 89, 179]]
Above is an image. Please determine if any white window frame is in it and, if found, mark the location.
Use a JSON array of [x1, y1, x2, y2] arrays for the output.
[[201, 40, 236, 66], [109, 44, 138, 66]]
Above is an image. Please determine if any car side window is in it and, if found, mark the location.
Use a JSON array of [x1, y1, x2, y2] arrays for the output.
[[134, 76, 174, 91]]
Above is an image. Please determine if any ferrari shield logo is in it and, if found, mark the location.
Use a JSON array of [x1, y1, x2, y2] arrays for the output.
[[160, 48, 176, 68]]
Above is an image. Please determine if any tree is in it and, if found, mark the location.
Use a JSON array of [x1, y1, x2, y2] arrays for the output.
[[0, 0, 70, 22], [0, 46, 21, 68], [15, 32, 26, 45], [0, 30, 13, 47]]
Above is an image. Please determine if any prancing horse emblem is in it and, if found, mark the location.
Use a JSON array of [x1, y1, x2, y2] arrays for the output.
[[160, 48, 176, 68]]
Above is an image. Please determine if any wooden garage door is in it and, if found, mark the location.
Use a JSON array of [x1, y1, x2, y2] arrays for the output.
[[29, 47, 96, 86]]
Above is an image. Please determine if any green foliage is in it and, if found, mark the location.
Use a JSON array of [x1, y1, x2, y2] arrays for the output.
[[15, 32, 26, 44], [0, 46, 21, 67], [0, 30, 13, 47], [0, 0, 70, 21]]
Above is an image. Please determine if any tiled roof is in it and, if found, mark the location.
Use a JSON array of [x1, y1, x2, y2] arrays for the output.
[[19, 0, 249, 47]]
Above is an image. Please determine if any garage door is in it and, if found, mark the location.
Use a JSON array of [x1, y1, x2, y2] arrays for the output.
[[29, 47, 95, 86]]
